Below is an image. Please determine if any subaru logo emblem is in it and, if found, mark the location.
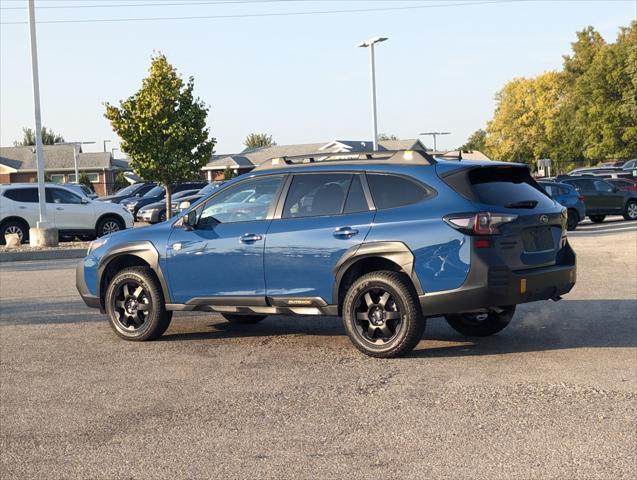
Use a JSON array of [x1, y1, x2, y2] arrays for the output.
[[540, 215, 549, 224]]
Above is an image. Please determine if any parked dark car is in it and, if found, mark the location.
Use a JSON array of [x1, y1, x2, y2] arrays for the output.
[[169, 182, 225, 216], [608, 178, 637, 193], [98, 182, 155, 204], [121, 182, 208, 216], [62, 183, 98, 200], [560, 177, 637, 222], [136, 189, 200, 223], [539, 181, 586, 231]]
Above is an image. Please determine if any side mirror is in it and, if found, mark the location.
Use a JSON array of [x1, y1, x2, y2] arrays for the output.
[[183, 210, 198, 230], [81, 198, 90, 204]]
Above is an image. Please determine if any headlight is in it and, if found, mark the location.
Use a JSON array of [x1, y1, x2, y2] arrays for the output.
[[88, 237, 108, 255]]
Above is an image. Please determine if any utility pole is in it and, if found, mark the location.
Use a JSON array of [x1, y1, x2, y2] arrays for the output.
[[27, 0, 57, 246], [419, 132, 451, 154]]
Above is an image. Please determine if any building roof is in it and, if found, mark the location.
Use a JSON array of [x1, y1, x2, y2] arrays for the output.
[[203, 138, 428, 170], [0, 145, 119, 172]]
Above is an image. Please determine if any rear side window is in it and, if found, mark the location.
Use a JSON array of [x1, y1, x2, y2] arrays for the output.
[[366, 174, 429, 209], [594, 180, 613, 193], [283, 174, 351, 218], [3, 188, 39, 203], [565, 179, 595, 191], [466, 167, 553, 209]]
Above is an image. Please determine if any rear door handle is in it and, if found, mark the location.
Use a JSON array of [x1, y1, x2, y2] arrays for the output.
[[56, 207, 64, 211], [333, 227, 359, 238], [240, 233, 263, 244]]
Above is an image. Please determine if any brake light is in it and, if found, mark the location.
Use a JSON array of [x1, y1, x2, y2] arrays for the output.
[[444, 212, 518, 235]]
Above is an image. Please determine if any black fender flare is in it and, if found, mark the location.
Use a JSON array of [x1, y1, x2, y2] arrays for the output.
[[332, 241, 424, 304]]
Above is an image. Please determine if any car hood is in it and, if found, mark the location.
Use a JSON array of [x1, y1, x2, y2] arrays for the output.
[[139, 200, 166, 211]]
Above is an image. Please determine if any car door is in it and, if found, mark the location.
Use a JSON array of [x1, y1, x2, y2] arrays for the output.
[[165, 175, 285, 304], [593, 179, 625, 213], [566, 179, 600, 213], [264, 173, 375, 305], [46, 187, 95, 231], [2, 187, 40, 227]]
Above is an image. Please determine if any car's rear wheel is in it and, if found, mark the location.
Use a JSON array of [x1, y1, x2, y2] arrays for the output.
[[589, 215, 606, 223], [445, 306, 516, 337], [566, 209, 579, 231], [221, 314, 267, 324], [0, 219, 29, 245], [342, 271, 425, 358], [623, 200, 637, 221], [97, 216, 124, 237], [105, 267, 172, 341]]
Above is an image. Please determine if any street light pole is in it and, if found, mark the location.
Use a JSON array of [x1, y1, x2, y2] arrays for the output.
[[27, 0, 47, 227], [357, 37, 388, 151], [419, 131, 451, 155]]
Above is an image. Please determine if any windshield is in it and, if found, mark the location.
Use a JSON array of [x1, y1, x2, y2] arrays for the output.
[[116, 183, 141, 196], [143, 186, 164, 198], [198, 183, 221, 195]]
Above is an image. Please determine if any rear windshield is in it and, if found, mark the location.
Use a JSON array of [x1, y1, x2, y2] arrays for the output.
[[468, 167, 553, 208], [442, 166, 554, 209]]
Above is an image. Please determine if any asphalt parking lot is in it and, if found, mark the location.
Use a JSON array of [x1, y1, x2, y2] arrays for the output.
[[1, 218, 636, 480]]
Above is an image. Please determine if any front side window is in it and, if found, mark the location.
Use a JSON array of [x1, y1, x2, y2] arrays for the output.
[[3, 188, 39, 203], [566, 179, 595, 191], [46, 188, 83, 204], [282, 174, 352, 219], [367, 173, 430, 209], [199, 175, 283, 226]]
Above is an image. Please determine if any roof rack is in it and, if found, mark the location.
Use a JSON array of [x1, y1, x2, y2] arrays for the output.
[[253, 149, 436, 171]]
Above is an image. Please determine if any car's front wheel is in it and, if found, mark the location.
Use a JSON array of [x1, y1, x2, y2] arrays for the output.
[[221, 314, 267, 324], [445, 306, 516, 337], [0, 219, 29, 245], [105, 267, 172, 341], [342, 271, 425, 358], [589, 215, 606, 223], [623, 200, 637, 221], [97, 216, 124, 237]]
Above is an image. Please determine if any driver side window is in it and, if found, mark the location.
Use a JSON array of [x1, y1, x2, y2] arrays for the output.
[[199, 176, 283, 226], [46, 188, 83, 204], [594, 180, 613, 193]]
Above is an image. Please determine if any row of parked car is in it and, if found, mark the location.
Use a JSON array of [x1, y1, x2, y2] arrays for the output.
[[538, 176, 637, 230], [0, 180, 219, 244]]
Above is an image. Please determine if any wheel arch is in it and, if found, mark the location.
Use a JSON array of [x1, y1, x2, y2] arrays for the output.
[[333, 242, 423, 315], [1, 215, 31, 230], [97, 241, 171, 310], [95, 212, 126, 233]]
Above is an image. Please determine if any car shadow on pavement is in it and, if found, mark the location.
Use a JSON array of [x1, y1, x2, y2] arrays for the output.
[[158, 299, 637, 357]]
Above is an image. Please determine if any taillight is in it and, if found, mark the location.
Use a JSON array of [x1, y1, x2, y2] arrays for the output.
[[444, 212, 518, 235], [577, 194, 585, 201]]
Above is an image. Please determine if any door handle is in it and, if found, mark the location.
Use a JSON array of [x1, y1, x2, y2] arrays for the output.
[[240, 233, 263, 244], [56, 207, 64, 211], [18, 206, 27, 209], [333, 227, 359, 238]]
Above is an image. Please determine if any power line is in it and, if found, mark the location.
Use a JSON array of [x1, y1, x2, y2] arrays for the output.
[[0, 0, 298, 10], [0, 0, 522, 25]]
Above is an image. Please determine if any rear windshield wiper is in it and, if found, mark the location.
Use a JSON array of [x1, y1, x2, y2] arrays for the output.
[[505, 200, 538, 209]]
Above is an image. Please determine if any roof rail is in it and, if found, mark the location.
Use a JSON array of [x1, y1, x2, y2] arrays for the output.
[[253, 149, 436, 171]]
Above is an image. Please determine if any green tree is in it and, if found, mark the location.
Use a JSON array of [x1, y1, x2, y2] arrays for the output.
[[78, 172, 95, 193], [104, 53, 215, 218], [378, 133, 399, 141], [244, 133, 276, 150], [112, 172, 130, 193], [223, 166, 236, 180], [460, 129, 488, 153], [14, 127, 64, 146]]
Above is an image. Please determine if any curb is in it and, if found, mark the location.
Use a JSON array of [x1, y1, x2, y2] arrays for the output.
[[0, 248, 87, 263]]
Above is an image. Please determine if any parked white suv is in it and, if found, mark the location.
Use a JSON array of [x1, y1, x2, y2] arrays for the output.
[[0, 183, 134, 244]]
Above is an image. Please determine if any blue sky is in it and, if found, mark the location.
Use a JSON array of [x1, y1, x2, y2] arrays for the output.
[[1, 0, 634, 155]]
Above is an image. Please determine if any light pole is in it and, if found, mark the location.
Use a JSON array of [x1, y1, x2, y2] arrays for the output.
[[56, 141, 95, 182], [419, 132, 451, 154], [103, 139, 111, 153], [357, 36, 388, 151], [27, 0, 47, 228]]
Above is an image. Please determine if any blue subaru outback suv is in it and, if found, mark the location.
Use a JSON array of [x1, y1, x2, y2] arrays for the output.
[[77, 150, 576, 357]]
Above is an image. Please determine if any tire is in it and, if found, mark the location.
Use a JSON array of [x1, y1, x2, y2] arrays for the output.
[[589, 215, 606, 223], [566, 209, 579, 231], [222, 313, 267, 324], [0, 218, 29, 245], [445, 306, 516, 337], [342, 271, 425, 358], [96, 216, 124, 237], [623, 200, 637, 221], [104, 267, 172, 341]]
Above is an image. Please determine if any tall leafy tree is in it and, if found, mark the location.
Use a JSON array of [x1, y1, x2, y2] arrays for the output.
[[244, 133, 276, 150], [105, 53, 215, 218], [14, 127, 64, 146], [378, 133, 399, 141], [460, 129, 488, 153]]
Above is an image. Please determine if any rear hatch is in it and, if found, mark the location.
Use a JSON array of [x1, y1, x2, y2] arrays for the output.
[[439, 163, 566, 271]]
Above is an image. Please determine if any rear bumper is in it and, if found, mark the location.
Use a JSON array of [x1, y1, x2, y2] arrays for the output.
[[419, 241, 576, 317]]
